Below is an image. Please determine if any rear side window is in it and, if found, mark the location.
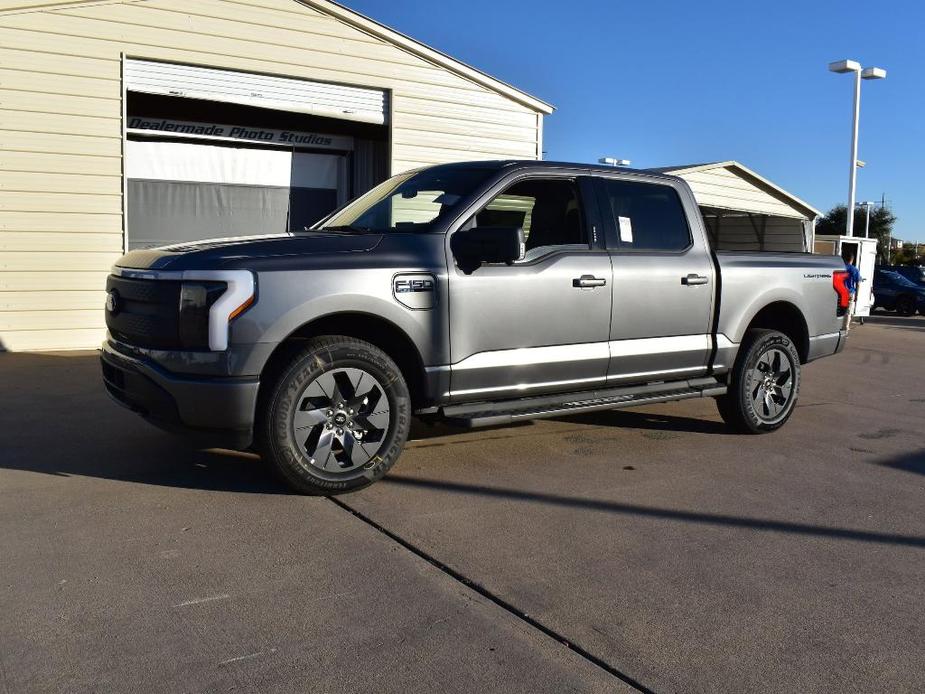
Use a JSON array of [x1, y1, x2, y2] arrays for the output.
[[596, 179, 691, 251]]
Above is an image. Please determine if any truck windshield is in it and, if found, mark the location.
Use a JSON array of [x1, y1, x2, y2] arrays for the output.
[[317, 167, 494, 232]]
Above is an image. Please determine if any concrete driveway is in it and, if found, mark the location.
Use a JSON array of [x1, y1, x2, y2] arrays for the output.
[[2, 315, 923, 693]]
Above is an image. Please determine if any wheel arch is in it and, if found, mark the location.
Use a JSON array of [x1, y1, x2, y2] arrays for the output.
[[258, 312, 429, 410], [742, 301, 810, 363]]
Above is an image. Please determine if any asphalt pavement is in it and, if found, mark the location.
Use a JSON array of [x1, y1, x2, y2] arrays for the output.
[[1, 313, 923, 693]]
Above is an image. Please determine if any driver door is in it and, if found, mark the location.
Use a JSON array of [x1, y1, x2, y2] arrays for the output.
[[446, 175, 613, 401]]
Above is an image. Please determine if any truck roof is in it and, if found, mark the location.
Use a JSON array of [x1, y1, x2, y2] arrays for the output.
[[415, 159, 683, 183]]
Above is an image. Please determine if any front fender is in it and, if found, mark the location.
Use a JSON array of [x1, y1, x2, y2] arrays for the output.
[[230, 267, 448, 372]]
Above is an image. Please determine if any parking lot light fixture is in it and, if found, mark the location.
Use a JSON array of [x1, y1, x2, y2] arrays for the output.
[[828, 59, 887, 237], [598, 156, 631, 167]]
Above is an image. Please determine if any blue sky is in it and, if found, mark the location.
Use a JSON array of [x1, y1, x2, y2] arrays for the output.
[[347, 0, 924, 242]]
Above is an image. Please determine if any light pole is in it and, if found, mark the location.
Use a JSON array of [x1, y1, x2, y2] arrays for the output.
[[828, 59, 886, 237], [857, 200, 875, 238], [598, 156, 631, 167]]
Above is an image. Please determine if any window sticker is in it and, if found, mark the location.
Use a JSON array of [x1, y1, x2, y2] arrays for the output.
[[618, 215, 634, 243]]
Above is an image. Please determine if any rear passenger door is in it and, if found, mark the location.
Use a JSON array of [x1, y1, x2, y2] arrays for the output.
[[594, 176, 715, 384]]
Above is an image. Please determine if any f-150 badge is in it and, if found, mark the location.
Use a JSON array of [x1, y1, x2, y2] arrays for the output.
[[393, 274, 436, 310]]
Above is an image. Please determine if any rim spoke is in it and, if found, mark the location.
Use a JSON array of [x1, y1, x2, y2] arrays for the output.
[[778, 380, 792, 401], [313, 371, 338, 400], [293, 406, 326, 431], [306, 428, 335, 468], [770, 350, 782, 373], [356, 383, 382, 412], [342, 431, 370, 467], [364, 406, 390, 431], [332, 370, 357, 403]]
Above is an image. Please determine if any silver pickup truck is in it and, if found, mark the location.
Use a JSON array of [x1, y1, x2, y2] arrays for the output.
[[101, 161, 850, 494]]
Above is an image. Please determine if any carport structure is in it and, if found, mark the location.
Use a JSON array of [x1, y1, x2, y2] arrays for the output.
[[650, 161, 820, 253]]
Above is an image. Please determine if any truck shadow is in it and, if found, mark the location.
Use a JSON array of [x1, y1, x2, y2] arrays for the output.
[[1, 351, 289, 494], [407, 407, 730, 444], [554, 409, 728, 434]]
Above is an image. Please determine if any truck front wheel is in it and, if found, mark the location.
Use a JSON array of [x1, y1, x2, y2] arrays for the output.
[[260, 336, 411, 494], [715, 329, 801, 434]]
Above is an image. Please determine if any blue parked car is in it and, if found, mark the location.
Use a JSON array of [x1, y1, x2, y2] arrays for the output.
[[882, 264, 925, 287], [872, 268, 925, 316]]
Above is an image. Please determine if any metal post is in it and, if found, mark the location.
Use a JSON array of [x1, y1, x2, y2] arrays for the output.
[[863, 203, 871, 238], [847, 69, 861, 237]]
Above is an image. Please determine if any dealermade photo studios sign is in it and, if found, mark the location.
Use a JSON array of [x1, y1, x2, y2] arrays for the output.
[[127, 117, 354, 151]]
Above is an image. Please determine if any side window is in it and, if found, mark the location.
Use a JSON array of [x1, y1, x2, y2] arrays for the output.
[[597, 179, 691, 252], [467, 178, 587, 259]]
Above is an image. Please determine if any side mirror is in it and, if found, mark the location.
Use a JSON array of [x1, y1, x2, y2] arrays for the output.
[[451, 227, 525, 274]]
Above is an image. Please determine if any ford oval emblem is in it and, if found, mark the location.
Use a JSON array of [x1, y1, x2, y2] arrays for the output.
[[105, 289, 120, 315]]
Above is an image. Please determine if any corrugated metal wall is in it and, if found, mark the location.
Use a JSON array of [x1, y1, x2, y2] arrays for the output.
[[677, 167, 806, 219], [0, 0, 544, 351]]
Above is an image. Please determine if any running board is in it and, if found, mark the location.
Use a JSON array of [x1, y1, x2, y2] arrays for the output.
[[441, 377, 727, 428]]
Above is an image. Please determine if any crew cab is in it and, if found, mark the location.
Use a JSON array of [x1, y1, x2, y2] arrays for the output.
[[101, 161, 849, 493]]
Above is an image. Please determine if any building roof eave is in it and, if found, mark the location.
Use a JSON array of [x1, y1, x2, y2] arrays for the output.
[[301, 0, 555, 115], [650, 160, 822, 219]]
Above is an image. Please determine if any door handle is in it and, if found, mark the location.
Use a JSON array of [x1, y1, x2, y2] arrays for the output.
[[681, 274, 709, 286], [573, 275, 607, 288]]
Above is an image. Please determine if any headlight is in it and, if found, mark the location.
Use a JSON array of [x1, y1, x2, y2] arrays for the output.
[[178, 270, 255, 351], [178, 281, 227, 350]]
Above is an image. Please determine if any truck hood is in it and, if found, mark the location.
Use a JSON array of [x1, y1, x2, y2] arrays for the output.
[[115, 232, 384, 271]]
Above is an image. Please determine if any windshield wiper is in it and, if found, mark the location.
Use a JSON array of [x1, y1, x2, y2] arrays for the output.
[[315, 224, 375, 234]]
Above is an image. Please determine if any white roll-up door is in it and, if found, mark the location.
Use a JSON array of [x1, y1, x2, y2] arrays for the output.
[[126, 140, 347, 248], [125, 59, 388, 125]]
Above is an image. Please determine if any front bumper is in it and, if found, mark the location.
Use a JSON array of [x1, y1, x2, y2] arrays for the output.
[[100, 341, 259, 449]]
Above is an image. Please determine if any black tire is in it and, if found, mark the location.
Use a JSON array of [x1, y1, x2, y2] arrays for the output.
[[896, 294, 916, 316], [715, 329, 801, 434], [259, 336, 411, 494]]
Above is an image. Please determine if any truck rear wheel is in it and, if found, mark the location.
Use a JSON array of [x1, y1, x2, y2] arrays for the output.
[[715, 329, 801, 434], [260, 336, 411, 494]]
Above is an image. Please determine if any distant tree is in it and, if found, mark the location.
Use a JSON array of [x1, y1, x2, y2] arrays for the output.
[[816, 204, 897, 263], [892, 246, 925, 266]]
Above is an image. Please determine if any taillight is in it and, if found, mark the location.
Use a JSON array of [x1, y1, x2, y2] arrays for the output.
[[833, 270, 850, 316]]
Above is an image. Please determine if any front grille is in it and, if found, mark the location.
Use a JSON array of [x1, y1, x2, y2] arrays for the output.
[[105, 275, 182, 349]]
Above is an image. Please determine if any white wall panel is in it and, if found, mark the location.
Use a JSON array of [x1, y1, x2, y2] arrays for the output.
[[0, 0, 545, 350]]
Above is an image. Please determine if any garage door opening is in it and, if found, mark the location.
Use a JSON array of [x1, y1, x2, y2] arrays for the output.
[[700, 207, 810, 253], [125, 90, 388, 250]]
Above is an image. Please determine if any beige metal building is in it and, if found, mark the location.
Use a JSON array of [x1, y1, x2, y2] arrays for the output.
[[0, 0, 552, 351], [651, 161, 820, 253]]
